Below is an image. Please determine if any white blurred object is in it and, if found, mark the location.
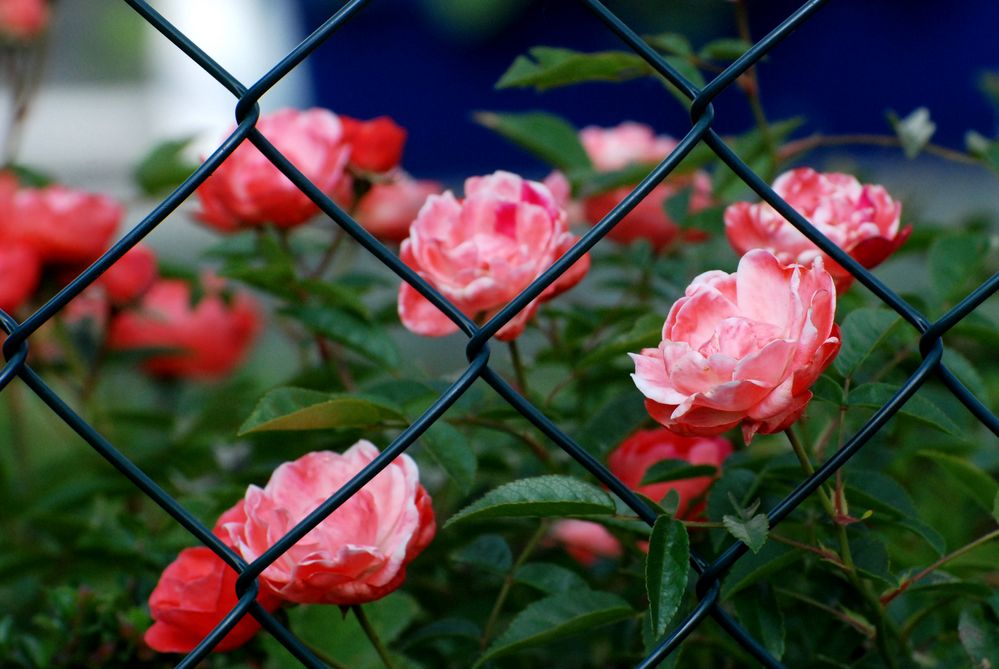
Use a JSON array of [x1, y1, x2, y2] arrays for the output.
[[146, 0, 312, 145]]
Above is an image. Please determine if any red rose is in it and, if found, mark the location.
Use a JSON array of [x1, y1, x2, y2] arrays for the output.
[[340, 115, 407, 173]]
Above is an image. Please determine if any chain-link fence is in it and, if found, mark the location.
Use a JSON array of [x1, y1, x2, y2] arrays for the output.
[[2, 1, 996, 667]]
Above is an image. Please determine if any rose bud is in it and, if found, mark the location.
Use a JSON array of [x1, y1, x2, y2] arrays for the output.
[[354, 175, 442, 243], [724, 167, 909, 291], [194, 107, 350, 232], [0, 0, 48, 41], [339, 115, 407, 173], [221, 440, 436, 605], [631, 249, 841, 443], [549, 520, 622, 566], [397, 170, 590, 340], [97, 243, 158, 306]]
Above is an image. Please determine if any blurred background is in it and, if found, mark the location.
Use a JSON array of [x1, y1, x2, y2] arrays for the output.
[[12, 0, 999, 230]]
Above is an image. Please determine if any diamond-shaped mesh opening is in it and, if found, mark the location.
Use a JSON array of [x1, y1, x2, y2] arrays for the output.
[[2, 1, 998, 668]]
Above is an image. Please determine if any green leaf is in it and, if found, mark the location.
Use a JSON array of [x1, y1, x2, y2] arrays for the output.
[[708, 468, 758, 523], [959, 605, 999, 668], [419, 422, 476, 494], [848, 383, 960, 435], [646, 516, 690, 639], [475, 111, 591, 171], [452, 534, 512, 575], [644, 32, 693, 57], [516, 562, 589, 594], [993, 491, 999, 524], [574, 394, 649, 459], [496, 46, 650, 92], [401, 618, 481, 649], [733, 584, 785, 660], [577, 312, 663, 367], [134, 136, 198, 196], [239, 388, 404, 434], [642, 460, 718, 486], [283, 305, 401, 368], [833, 307, 903, 379], [445, 476, 616, 528], [944, 348, 991, 405], [722, 542, 799, 599], [698, 38, 753, 61], [849, 533, 893, 586], [8, 163, 55, 187], [929, 233, 990, 303], [919, 450, 999, 514], [887, 107, 936, 159], [966, 130, 999, 171], [845, 470, 944, 555], [714, 118, 803, 199], [475, 590, 632, 667], [722, 513, 769, 554]]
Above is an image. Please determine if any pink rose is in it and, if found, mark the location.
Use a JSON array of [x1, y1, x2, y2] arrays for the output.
[[145, 502, 282, 654], [580, 123, 713, 251], [724, 167, 909, 291], [97, 243, 158, 306], [195, 108, 350, 232], [0, 179, 123, 266], [354, 176, 442, 243], [107, 276, 260, 380], [608, 428, 732, 519], [0, 243, 39, 313], [222, 441, 436, 605], [398, 170, 590, 340], [549, 520, 622, 566], [631, 249, 841, 443], [0, 0, 48, 40], [340, 115, 407, 173]]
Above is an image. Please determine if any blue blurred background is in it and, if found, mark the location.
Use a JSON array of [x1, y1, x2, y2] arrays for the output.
[[293, 0, 999, 181]]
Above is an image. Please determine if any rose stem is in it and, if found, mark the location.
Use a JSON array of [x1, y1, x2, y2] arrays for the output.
[[300, 640, 352, 669], [880, 527, 999, 606], [785, 427, 902, 668], [480, 520, 549, 649], [352, 604, 399, 669], [733, 0, 775, 174], [508, 339, 528, 395], [778, 133, 979, 167]]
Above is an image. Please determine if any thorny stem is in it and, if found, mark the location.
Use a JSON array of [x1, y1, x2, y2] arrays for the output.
[[881, 527, 999, 606], [778, 133, 978, 166], [353, 604, 398, 669], [481, 521, 549, 649]]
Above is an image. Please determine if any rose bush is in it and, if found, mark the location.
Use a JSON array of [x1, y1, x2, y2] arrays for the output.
[[221, 441, 436, 605], [724, 167, 909, 290], [631, 249, 841, 442], [397, 170, 590, 340]]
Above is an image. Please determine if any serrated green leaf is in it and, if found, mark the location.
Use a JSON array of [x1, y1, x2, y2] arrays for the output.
[[283, 305, 400, 368], [929, 234, 990, 303], [646, 516, 690, 639], [452, 534, 512, 575], [475, 590, 632, 667], [445, 476, 615, 528], [515, 562, 589, 594], [959, 605, 999, 668], [850, 533, 893, 586], [920, 450, 999, 514], [722, 513, 769, 554], [848, 383, 960, 435], [698, 38, 753, 61], [642, 460, 718, 486], [707, 469, 758, 523], [834, 308, 903, 379], [419, 422, 476, 494], [475, 111, 591, 171], [845, 470, 944, 555], [134, 136, 198, 196], [733, 584, 785, 660], [887, 107, 936, 159], [722, 542, 799, 599], [944, 348, 991, 405], [496, 46, 650, 92], [578, 312, 663, 368], [575, 394, 649, 459], [239, 388, 404, 434]]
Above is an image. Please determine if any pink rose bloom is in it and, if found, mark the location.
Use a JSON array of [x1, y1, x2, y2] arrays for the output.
[[580, 123, 713, 251], [631, 249, 841, 443], [97, 243, 158, 306], [354, 176, 442, 243], [608, 428, 732, 519], [145, 502, 282, 654], [724, 167, 909, 291], [398, 170, 590, 340], [222, 441, 436, 605], [0, 0, 48, 40], [549, 520, 622, 566], [195, 108, 350, 232], [0, 179, 123, 266], [0, 243, 39, 313], [107, 276, 260, 380]]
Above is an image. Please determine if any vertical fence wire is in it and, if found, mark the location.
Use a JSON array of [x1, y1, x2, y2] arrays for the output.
[[0, 0, 996, 667]]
